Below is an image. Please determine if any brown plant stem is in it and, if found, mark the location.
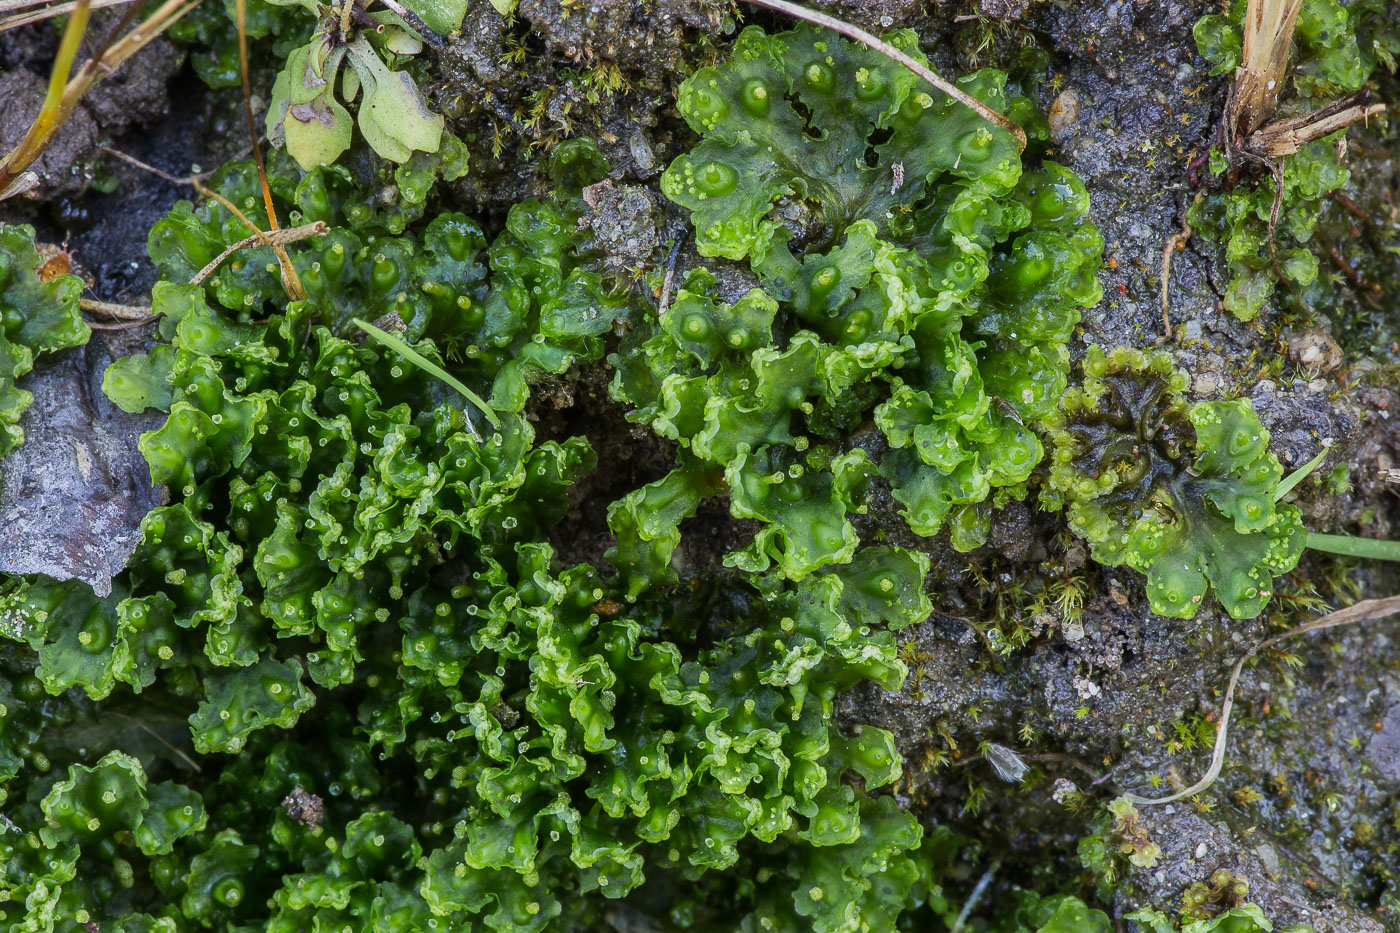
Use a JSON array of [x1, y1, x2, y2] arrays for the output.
[[1244, 88, 1386, 158], [1159, 191, 1202, 341], [1231, 0, 1303, 140], [235, 0, 305, 300]]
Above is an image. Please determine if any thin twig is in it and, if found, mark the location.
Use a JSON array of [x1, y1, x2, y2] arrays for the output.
[[101, 142, 253, 184], [80, 297, 154, 319], [100, 145, 201, 185], [87, 314, 162, 330], [0, 0, 131, 33], [102, 146, 288, 259], [190, 221, 329, 285], [1260, 155, 1286, 254], [739, 0, 1026, 150], [192, 178, 272, 243], [1128, 593, 1400, 805], [1160, 191, 1201, 341], [86, 0, 145, 64]]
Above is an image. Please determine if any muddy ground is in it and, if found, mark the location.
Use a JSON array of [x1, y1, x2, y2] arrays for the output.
[[3, 0, 1400, 928]]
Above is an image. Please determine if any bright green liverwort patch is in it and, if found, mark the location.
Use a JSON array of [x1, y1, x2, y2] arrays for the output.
[[148, 138, 626, 411], [659, 24, 1030, 261], [1042, 346, 1306, 619], [0, 225, 90, 485], [1, 18, 1382, 932], [0, 124, 979, 931], [2, 307, 960, 928], [617, 24, 1102, 590]]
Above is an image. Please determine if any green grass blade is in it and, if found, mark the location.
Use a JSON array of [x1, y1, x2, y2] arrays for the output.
[[1274, 445, 1330, 501], [1305, 532, 1400, 562], [353, 319, 502, 434]]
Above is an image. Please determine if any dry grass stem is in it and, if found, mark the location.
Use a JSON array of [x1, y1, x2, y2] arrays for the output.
[[1129, 593, 1400, 806], [0, 0, 201, 199], [0, 0, 91, 188], [0, 171, 40, 199], [190, 221, 330, 285], [1245, 89, 1387, 157]]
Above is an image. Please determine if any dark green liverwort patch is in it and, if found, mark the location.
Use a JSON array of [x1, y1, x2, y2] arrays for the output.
[[1042, 346, 1305, 619], [0, 128, 985, 933]]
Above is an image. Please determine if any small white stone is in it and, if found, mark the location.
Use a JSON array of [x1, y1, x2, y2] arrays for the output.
[[1051, 777, 1079, 804]]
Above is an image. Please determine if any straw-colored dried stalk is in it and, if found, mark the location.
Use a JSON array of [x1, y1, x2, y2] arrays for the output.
[[1231, 0, 1303, 141], [1245, 88, 1386, 158]]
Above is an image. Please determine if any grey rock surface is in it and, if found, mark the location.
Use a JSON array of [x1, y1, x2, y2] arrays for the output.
[[0, 334, 164, 595]]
